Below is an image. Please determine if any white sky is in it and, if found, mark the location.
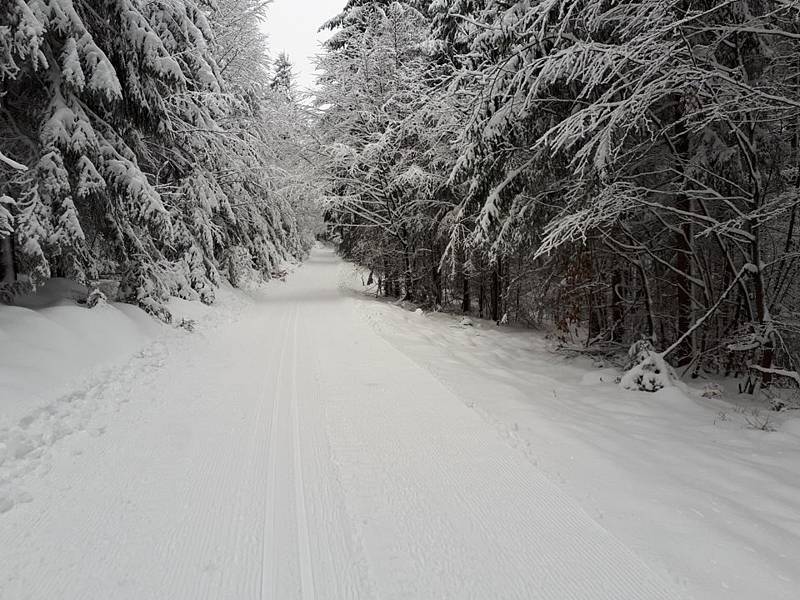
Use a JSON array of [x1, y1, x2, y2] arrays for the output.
[[262, 0, 346, 92]]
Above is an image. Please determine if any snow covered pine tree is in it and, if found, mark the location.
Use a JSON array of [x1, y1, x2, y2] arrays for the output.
[[0, 0, 316, 318]]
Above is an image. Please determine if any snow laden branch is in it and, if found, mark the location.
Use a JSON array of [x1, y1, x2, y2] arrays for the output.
[[0, 151, 28, 172]]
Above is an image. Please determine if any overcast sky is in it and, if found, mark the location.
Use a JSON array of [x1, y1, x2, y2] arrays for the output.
[[262, 0, 346, 92]]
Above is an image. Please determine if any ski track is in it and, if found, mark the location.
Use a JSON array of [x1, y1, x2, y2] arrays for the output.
[[0, 247, 681, 599]]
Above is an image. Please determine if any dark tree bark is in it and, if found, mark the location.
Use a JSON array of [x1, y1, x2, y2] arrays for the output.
[[478, 276, 485, 319], [491, 259, 501, 323], [1, 236, 14, 285], [611, 269, 623, 342]]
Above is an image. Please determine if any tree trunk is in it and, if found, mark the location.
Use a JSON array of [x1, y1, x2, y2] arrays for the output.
[[611, 269, 623, 341], [1, 236, 14, 285], [491, 259, 501, 322], [478, 276, 485, 318], [751, 231, 775, 389], [461, 250, 471, 313], [674, 116, 694, 366], [637, 260, 656, 341], [382, 256, 391, 297], [432, 264, 442, 306], [403, 246, 413, 301], [462, 271, 471, 313]]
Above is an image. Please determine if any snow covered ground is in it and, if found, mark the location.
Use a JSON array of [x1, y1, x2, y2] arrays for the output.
[[0, 278, 255, 515], [346, 268, 800, 600], [1, 279, 161, 426], [0, 246, 796, 599]]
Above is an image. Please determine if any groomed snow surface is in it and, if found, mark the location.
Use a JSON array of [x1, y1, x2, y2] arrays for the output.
[[1, 246, 798, 599]]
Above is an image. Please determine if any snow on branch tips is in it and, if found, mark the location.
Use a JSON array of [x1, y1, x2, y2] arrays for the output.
[[0, 0, 319, 311]]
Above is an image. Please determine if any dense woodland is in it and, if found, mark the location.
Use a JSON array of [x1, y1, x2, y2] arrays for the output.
[[2, 0, 800, 396], [317, 0, 800, 396], [0, 0, 318, 321]]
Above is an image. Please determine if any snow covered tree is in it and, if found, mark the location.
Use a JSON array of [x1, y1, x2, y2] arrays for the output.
[[0, 0, 190, 309], [439, 0, 800, 388], [213, 0, 272, 89], [317, 0, 464, 303], [316, 0, 800, 392], [0, 0, 319, 317], [270, 51, 294, 98]]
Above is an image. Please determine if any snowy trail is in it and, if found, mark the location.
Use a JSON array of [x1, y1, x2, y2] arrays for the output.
[[0, 247, 679, 599]]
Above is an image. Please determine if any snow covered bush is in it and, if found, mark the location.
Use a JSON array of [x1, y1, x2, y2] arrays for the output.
[[85, 288, 107, 309], [701, 383, 723, 399], [620, 340, 674, 393]]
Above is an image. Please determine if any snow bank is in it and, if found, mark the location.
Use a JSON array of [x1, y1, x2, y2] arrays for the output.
[[0, 277, 259, 514], [1, 279, 162, 425]]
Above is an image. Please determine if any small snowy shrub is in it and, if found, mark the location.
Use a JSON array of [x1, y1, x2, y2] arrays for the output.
[[271, 268, 289, 281], [459, 317, 474, 327], [85, 288, 107, 309], [769, 389, 800, 412], [90, 279, 120, 301], [620, 340, 674, 392], [702, 383, 723, 399], [178, 318, 197, 332], [744, 409, 776, 432]]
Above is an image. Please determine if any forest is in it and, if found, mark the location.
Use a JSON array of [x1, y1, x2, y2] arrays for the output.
[[2, 5, 800, 598], [0, 0, 319, 321], [2, 0, 800, 398], [317, 0, 800, 398]]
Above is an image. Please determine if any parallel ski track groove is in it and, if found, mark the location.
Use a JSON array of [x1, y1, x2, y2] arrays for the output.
[[291, 305, 317, 600], [244, 306, 292, 599], [0, 248, 683, 600], [260, 305, 294, 600]]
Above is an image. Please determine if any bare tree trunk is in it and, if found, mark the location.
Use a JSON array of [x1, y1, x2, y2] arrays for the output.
[[403, 247, 413, 301], [611, 269, 623, 342], [1, 236, 14, 285], [491, 259, 501, 322], [675, 117, 694, 366], [382, 256, 391, 297], [432, 262, 442, 306], [751, 228, 775, 389], [478, 275, 485, 319], [637, 260, 656, 341], [461, 260, 471, 313]]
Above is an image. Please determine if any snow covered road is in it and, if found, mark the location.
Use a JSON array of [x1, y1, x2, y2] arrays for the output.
[[0, 247, 679, 599]]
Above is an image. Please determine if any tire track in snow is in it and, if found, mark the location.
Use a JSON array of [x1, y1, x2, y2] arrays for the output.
[[143, 307, 291, 600]]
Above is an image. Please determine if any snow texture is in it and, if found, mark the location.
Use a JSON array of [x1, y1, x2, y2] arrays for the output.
[[348, 262, 800, 600], [0, 247, 689, 599]]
